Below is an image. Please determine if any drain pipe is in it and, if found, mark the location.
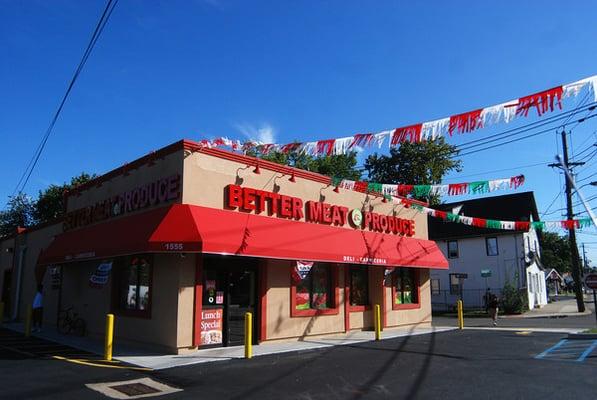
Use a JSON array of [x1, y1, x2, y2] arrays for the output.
[[12, 245, 27, 320]]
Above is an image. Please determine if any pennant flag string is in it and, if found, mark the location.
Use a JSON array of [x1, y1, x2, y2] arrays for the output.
[[196, 75, 597, 156], [332, 175, 524, 197], [395, 197, 593, 231]]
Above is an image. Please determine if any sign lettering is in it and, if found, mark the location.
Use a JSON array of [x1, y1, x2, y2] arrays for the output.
[[226, 184, 415, 236]]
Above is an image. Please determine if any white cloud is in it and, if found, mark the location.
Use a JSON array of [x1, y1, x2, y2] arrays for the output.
[[234, 122, 276, 144]]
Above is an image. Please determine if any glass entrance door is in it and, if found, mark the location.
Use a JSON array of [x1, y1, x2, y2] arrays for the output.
[[201, 255, 258, 348], [226, 268, 256, 346]]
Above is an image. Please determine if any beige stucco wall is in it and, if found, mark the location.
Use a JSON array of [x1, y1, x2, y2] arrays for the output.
[[42, 253, 193, 353], [65, 150, 184, 214], [14, 223, 63, 321], [385, 269, 432, 328], [265, 259, 347, 341], [183, 151, 428, 239]]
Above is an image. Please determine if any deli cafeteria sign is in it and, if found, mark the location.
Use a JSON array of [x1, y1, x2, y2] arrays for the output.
[[226, 184, 415, 236]]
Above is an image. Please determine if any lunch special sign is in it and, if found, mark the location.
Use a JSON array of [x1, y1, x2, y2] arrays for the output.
[[225, 184, 415, 237]]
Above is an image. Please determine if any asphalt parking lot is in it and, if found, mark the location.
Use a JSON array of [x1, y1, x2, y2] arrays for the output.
[[1, 327, 596, 399]]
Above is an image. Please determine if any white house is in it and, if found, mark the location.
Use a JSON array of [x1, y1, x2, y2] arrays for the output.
[[428, 192, 548, 311]]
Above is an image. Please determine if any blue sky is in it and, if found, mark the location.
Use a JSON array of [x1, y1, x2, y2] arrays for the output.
[[2, 1, 597, 259]]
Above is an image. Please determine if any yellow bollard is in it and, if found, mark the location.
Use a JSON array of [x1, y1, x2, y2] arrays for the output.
[[24, 306, 32, 337], [457, 300, 464, 330], [244, 312, 253, 359], [374, 304, 381, 341], [0, 302, 4, 326], [104, 314, 114, 361]]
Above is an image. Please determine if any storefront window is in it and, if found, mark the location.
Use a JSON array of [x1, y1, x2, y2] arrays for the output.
[[349, 266, 369, 306], [293, 263, 333, 310], [394, 268, 418, 305], [119, 255, 152, 314]]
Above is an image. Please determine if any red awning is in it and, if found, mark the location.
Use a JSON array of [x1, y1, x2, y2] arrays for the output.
[[40, 204, 448, 269], [39, 205, 202, 264]]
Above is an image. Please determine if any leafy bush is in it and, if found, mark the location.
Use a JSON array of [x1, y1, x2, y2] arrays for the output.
[[501, 280, 528, 314]]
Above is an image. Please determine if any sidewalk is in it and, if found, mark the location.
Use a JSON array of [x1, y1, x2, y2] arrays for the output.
[[502, 296, 594, 319], [4, 322, 455, 370]]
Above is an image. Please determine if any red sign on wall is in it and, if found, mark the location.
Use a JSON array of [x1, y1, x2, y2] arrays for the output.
[[225, 184, 415, 236], [200, 308, 223, 345]]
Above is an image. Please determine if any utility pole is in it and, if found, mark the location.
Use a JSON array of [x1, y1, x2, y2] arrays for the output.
[[549, 131, 586, 312], [582, 243, 588, 272]]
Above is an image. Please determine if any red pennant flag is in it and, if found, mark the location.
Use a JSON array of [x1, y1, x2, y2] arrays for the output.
[[398, 185, 414, 196], [561, 220, 579, 230], [316, 139, 336, 156], [349, 133, 375, 149], [510, 175, 525, 189], [515, 221, 530, 231], [448, 183, 468, 195], [354, 181, 368, 193], [391, 124, 423, 145], [516, 86, 563, 117], [280, 143, 302, 154], [448, 109, 483, 135], [472, 218, 486, 227], [435, 210, 447, 220]]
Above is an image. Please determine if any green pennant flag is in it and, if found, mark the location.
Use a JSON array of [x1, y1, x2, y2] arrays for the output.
[[486, 219, 501, 229], [368, 182, 383, 193], [331, 177, 342, 187], [579, 218, 592, 228], [446, 213, 459, 222], [531, 221, 545, 230], [413, 185, 431, 198], [411, 203, 424, 211], [470, 181, 490, 194]]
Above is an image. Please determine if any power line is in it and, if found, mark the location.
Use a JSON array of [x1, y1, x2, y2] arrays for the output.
[[454, 112, 597, 158], [11, 0, 118, 197], [454, 102, 597, 153]]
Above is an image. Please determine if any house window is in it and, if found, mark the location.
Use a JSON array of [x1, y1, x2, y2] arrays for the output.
[[449, 273, 461, 295], [393, 268, 419, 306], [118, 255, 152, 316], [294, 263, 334, 311], [447, 240, 459, 258], [430, 278, 441, 295], [349, 266, 369, 306], [486, 237, 498, 256]]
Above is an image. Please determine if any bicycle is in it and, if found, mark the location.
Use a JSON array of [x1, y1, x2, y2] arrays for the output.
[[57, 307, 86, 336]]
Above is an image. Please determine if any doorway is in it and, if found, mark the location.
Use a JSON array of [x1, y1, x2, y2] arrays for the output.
[[201, 255, 258, 347]]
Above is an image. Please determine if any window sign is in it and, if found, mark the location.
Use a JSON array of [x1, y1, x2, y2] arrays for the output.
[[200, 308, 223, 345], [293, 262, 332, 310], [50, 266, 62, 290], [89, 261, 112, 288], [216, 291, 224, 304], [206, 280, 216, 305]]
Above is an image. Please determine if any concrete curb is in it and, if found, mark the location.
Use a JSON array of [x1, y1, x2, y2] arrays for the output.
[[567, 333, 597, 340]]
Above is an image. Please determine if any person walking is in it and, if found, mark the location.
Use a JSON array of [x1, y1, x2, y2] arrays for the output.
[[487, 292, 499, 326], [32, 284, 43, 332]]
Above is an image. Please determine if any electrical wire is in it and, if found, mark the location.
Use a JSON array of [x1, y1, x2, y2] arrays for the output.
[[11, 0, 118, 197], [454, 113, 597, 158]]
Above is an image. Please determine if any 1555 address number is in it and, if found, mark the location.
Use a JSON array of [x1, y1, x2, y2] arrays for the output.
[[164, 243, 184, 251]]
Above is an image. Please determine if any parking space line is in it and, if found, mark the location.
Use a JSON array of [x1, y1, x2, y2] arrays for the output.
[[52, 355, 153, 371], [535, 339, 567, 359], [576, 340, 597, 362]]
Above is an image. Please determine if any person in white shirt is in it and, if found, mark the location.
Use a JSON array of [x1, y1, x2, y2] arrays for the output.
[[32, 284, 43, 332]]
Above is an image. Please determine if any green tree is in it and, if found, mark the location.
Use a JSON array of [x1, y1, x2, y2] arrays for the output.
[[0, 193, 35, 236], [540, 231, 578, 274], [34, 172, 96, 223], [260, 151, 362, 181], [364, 137, 462, 204]]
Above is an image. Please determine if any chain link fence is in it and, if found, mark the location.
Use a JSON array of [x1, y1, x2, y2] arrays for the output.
[[431, 288, 503, 312]]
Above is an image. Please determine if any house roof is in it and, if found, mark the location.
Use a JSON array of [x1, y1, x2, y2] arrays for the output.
[[428, 191, 539, 240]]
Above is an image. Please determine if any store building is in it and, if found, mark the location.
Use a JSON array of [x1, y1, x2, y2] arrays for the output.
[[0, 139, 448, 354]]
